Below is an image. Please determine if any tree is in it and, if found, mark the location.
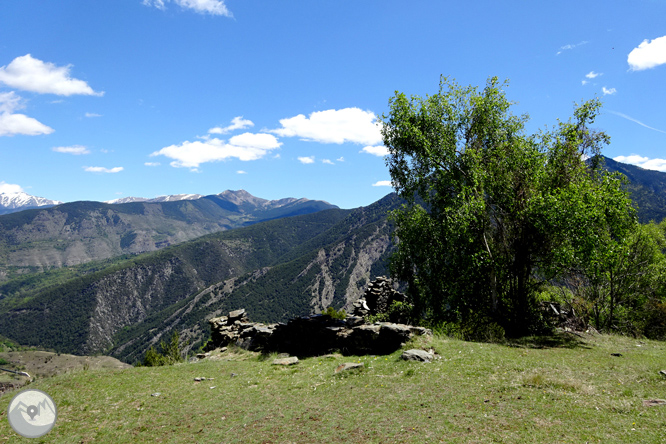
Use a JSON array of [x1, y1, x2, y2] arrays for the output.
[[381, 76, 636, 335]]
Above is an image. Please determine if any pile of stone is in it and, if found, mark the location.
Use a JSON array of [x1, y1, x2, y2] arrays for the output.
[[352, 275, 409, 321], [207, 308, 431, 357]]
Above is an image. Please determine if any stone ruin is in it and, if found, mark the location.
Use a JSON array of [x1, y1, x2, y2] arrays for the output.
[[351, 275, 409, 322], [207, 308, 430, 357]]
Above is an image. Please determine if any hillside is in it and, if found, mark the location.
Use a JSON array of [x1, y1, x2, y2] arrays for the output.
[[0, 205, 352, 357], [602, 156, 666, 223], [1, 333, 665, 443], [0, 190, 336, 280], [110, 193, 399, 364]]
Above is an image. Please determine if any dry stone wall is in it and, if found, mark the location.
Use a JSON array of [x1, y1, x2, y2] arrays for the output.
[[207, 308, 430, 357]]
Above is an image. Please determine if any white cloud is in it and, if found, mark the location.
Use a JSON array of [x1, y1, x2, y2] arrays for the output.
[[144, 162, 160, 166], [85, 112, 102, 118], [336, 157, 345, 162], [372, 180, 392, 187], [0, 181, 24, 194], [0, 112, 54, 136], [628, 36, 666, 71], [298, 156, 315, 164], [143, 0, 232, 16], [237, 170, 247, 174], [0, 54, 103, 96], [84, 166, 124, 173], [322, 159, 334, 165], [151, 132, 281, 169], [602, 87, 617, 95], [614, 155, 666, 172], [585, 71, 602, 79], [52, 145, 90, 155], [608, 111, 666, 134], [271, 108, 382, 145], [556, 41, 588, 55], [0, 92, 53, 136], [208, 116, 254, 135], [361, 145, 389, 157]]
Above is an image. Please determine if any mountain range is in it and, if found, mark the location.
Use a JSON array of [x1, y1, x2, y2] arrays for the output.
[[0, 156, 664, 363], [0, 190, 336, 280]]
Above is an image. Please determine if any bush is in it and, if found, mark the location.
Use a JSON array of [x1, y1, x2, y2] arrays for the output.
[[141, 331, 184, 367], [323, 306, 346, 320]]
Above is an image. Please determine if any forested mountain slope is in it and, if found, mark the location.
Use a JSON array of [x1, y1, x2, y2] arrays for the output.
[[0, 190, 336, 279], [0, 207, 350, 356]]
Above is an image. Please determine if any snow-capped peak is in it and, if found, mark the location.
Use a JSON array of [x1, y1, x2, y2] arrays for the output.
[[0, 191, 63, 211]]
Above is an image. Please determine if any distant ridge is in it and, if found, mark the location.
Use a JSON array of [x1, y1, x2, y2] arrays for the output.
[[0, 190, 338, 277]]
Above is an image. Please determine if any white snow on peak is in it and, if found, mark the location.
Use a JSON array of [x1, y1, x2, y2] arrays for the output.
[[0, 191, 63, 210]]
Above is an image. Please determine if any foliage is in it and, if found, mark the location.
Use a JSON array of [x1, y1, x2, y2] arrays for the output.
[[141, 331, 184, 367], [558, 220, 666, 337], [381, 76, 637, 336], [322, 306, 347, 320]]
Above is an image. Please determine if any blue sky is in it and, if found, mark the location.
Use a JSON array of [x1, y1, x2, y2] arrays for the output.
[[1, 0, 665, 209]]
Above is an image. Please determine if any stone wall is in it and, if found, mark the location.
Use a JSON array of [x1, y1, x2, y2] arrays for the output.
[[207, 308, 430, 357]]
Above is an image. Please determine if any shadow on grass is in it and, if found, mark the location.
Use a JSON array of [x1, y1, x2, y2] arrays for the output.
[[506, 331, 592, 350]]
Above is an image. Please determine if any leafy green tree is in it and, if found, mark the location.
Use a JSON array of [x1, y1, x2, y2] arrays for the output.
[[572, 221, 666, 333], [381, 76, 636, 335]]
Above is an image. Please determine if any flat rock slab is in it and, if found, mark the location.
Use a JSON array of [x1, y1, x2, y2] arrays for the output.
[[272, 357, 299, 366], [334, 362, 364, 373], [659, 370, 666, 378], [401, 349, 434, 362]]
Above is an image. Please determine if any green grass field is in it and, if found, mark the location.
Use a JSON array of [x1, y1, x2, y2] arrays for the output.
[[1, 332, 665, 443]]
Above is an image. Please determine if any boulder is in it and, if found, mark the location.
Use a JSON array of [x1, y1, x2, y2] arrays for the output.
[[401, 349, 433, 362]]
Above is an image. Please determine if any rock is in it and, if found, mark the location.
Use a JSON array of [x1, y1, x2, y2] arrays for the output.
[[228, 309, 246, 322], [401, 349, 433, 362], [272, 357, 299, 366], [334, 362, 364, 373], [207, 307, 431, 357], [643, 399, 666, 407], [151, 392, 161, 397]]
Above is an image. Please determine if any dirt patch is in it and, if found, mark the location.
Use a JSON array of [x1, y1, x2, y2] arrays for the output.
[[0, 350, 130, 396]]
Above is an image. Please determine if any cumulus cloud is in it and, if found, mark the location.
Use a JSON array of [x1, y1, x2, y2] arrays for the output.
[[372, 180, 392, 187], [237, 170, 247, 174], [271, 108, 382, 146], [298, 156, 315, 164], [143, 0, 232, 16], [628, 36, 666, 71], [602, 87, 617, 95], [85, 112, 102, 118], [151, 132, 281, 169], [0, 181, 24, 194], [322, 159, 334, 165], [0, 54, 103, 96], [336, 157, 345, 162], [208, 116, 254, 135], [0, 91, 54, 136], [585, 71, 602, 79], [614, 155, 666, 172], [144, 162, 160, 166], [361, 145, 389, 157], [84, 166, 124, 173], [52, 145, 90, 155]]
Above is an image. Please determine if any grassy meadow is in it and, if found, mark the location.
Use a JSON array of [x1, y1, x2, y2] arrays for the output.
[[1, 332, 665, 443]]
